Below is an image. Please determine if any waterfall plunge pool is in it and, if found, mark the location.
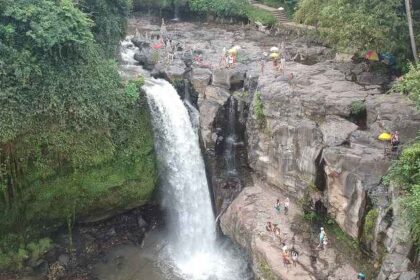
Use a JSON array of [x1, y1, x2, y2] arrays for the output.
[[94, 79, 253, 280]]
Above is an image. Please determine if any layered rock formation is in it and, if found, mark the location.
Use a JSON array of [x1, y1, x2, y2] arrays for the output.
[[129, 18, 419, 279]]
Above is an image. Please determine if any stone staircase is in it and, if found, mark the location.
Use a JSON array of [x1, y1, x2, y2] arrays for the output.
[[249, 0, 289, 24]]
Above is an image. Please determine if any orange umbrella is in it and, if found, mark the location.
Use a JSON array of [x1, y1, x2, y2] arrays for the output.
[[365, 50, 379, 61]]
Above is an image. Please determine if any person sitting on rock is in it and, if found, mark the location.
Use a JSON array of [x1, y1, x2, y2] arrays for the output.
[[391, 131, 400, 152], [284, 197, 290, 215], [282, 251, 291, 269], [266, 221, 274, 232]]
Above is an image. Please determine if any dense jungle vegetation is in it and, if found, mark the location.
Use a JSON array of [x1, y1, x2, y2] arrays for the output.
[[0, 0, 157, 270]]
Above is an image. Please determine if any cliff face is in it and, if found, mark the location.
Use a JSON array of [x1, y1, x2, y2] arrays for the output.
[[246, 61, 420, 240], [130, 18, 419, 279]]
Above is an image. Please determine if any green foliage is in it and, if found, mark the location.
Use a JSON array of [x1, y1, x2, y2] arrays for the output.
[[257, 0, 298, 17], [363, 208, 379, 243], [294, 0, 409, 62], [125, 76, 145, 99], [350, 100, 366, 117], [188, 0, 248, 18], [0, 0, 157, 269], [133, 0, 178, 10], [246, 6, 277, 26], [392, 63, 420, 108], [77, 0, 132, 56], [303, 211, 318, 222], [258, 258, 276, 280], [0, 238, 52, 271], [254, 91, 266, 128], [385, 141, 420, 245]]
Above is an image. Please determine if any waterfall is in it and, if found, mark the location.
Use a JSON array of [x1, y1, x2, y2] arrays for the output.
[[225, 96, 237, 175], [143, 79, 250, 280]]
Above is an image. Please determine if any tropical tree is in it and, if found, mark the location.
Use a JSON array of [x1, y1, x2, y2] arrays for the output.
[[405, 0, 419, 63]]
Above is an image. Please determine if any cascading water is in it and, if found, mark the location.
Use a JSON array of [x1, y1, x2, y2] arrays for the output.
[[225, 96, 237, 175], [143, 79, 250, 280]]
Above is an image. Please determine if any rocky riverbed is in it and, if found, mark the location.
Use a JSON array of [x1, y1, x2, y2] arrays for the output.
[[1, 205, 162, 280], [126, 16, 419, 280]]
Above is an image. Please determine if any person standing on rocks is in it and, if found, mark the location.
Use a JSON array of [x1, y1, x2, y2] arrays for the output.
[[266, 221, 274, 232], [284, 197, 290, 215], [282, 250, 291, 270], [317, 227, 326, 249], [279, 56, 286, 75], [357, 272, 366, 280], [260, 57, 265, 76], [291, 247, 299, 267], [275, 198, 282, 213]]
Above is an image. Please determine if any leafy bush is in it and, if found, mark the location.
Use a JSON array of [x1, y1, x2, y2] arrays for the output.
[[385, 141, 420, 245], [350, 100, 366, 116], [392, 63, 420, 108], [363, 208, 379, 243], [0, 238, 52, 271], [188, 0, 248, 18], [294, 0, 409, 62], [258, 0, 298, 17], [78, 0, 132, 56], [246, 6, 277, 26], [0, 0, 157, 265], [254, 91, 266, 128]]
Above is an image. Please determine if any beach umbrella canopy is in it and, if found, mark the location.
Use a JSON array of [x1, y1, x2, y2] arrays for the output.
[[228, 48, 238, 54], [270, 52, 279, 59], [270, 47, 279, 53], [365, 50, 379, 61], [378, 132, 392, 141]]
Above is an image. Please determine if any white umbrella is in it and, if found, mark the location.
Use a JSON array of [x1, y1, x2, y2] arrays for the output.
[[278, 7, 284, 10], [270, 47, 279, 53]]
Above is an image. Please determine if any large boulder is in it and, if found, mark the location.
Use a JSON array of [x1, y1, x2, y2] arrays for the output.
[[197, 86, 230, 148], [134, 48, 157, 70], [212, 64, 247, 90], [191, 68, 212, 97], [322, 145, 390, 238]]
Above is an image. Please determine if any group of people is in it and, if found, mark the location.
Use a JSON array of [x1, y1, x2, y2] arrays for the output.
[[281, 242, 299, 269], [219, 46, 240, 68]]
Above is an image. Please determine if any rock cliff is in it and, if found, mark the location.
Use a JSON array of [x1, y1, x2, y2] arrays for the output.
[[130, 18, 419, 279]]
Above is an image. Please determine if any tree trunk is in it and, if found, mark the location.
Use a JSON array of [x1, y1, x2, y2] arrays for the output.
[[405, 0, 419, 63]]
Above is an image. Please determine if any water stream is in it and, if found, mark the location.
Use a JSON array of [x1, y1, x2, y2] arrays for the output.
[[142, 79, 251, 280], [94, 37, 251, 280], [225, 96, 237, 175]]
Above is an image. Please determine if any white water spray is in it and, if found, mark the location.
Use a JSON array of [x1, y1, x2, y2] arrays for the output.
[[143, 79, 250, 280]]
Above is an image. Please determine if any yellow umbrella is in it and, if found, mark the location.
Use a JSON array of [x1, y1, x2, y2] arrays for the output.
[[269, 52, 279, 59], [378, 132, 392, 141], [228, 48, 237, 55]]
